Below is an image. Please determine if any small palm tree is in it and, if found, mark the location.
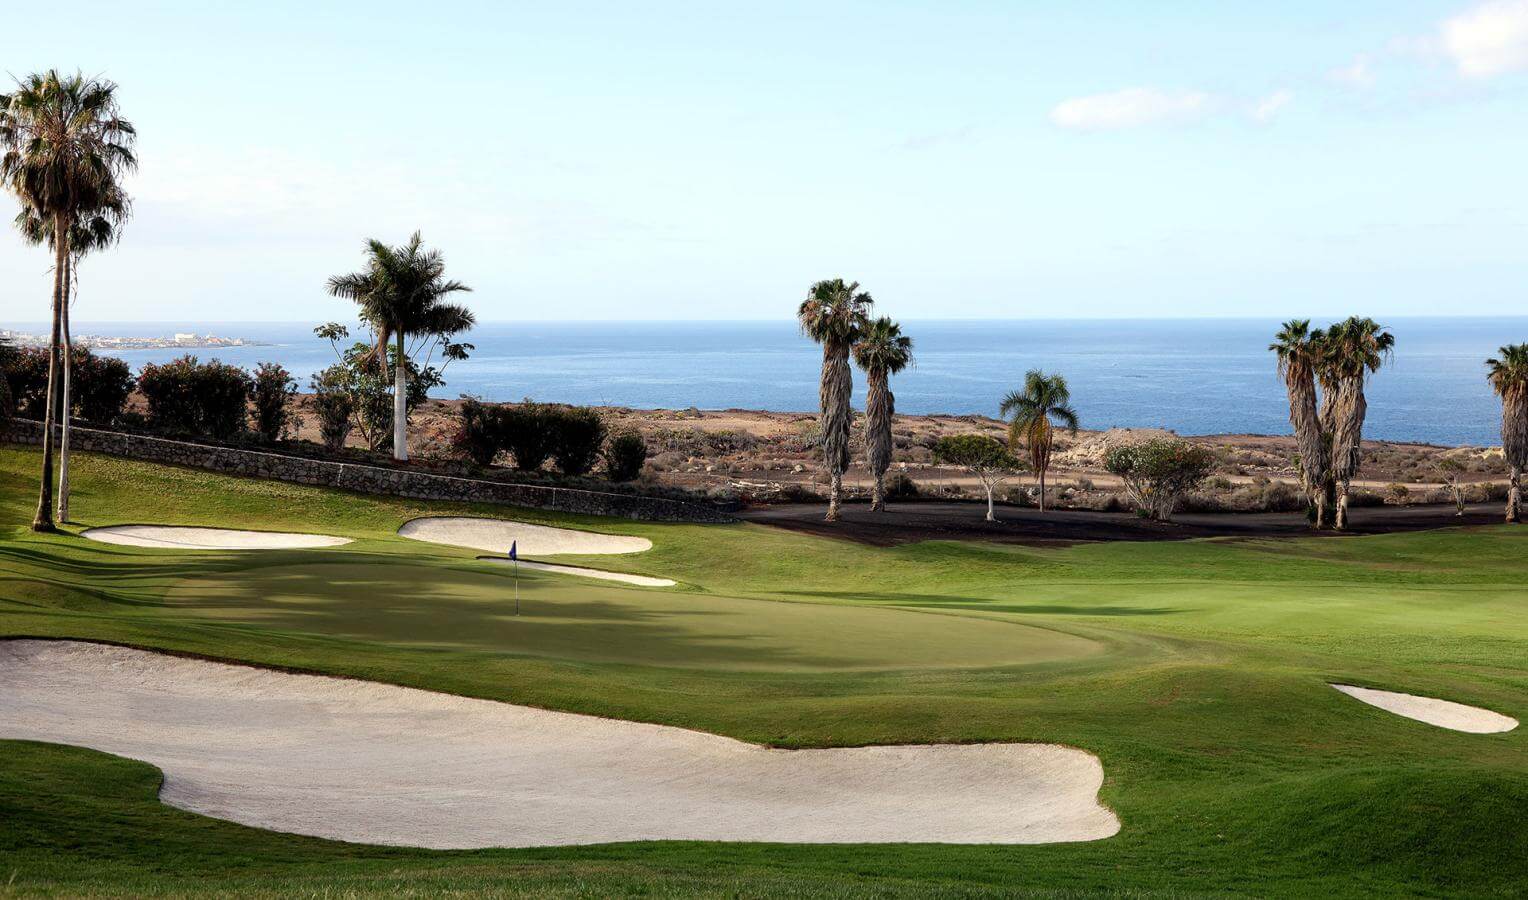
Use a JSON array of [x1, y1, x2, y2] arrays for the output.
[[1271, 320, 1329, 528], [327, 232, 474, 461], [1000, 370, 1078, 512], [798, 278, 872, 521], [1316, 317, 1394, 530], [1486, 343, 1528, 523], [16, 184, 130, 522], [1, 71, 136, 531], [852, 317, 913, 512]]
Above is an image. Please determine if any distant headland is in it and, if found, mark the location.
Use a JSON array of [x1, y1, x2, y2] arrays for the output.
[[0, 329, 267, 352]]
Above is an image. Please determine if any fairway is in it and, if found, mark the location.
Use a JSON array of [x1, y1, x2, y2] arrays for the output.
[[163, 560, 1103, 671], [0, 446, 1524, 898]]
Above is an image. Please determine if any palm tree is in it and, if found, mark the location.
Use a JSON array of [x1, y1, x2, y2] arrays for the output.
[[1486, 343, 1528, 523], [1271, 319, 1329, 528], [327, 232, 474, 461], [0, 71, 135, 531], [16, 184, 130, 522], [852, 317, 913, 512], [999, 370, 1079, 512], [1317, 317, 1394, 530], [798, 278, 872, 521]]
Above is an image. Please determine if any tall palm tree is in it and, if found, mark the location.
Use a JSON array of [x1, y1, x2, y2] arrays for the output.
[[327, 232, 474, 461], [1000, 370, 1078, 512], [1317, 317, 1394, 530], [1, 71, 135, 531], [798, 278, 872, 521], [852, 316, 913, 512], [16, 184, 130, 522], [1271, 319, 1330, 528], [1486, 343, 1528, 523]]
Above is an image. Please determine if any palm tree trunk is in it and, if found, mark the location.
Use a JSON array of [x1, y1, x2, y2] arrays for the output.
[[1038, 467, 1046, 512], [57, 257, 73, 523], [393, 329, 408, 462], [864, 369, 892, 513], [820, 343, 852, 522], [1509, 466, 1521, 524], [32, 214, 67, 532], [1335, 478, 1351, 530]]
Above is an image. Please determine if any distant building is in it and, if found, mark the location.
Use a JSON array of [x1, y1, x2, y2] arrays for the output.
[[174, 333, 196, 343]]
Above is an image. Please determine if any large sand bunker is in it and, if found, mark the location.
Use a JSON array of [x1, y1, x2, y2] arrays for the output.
[[82, 525, 351, 551], [0, 641, 1119, 847], [399, 516, 652, 555], [1331, 684, 1518, 734]]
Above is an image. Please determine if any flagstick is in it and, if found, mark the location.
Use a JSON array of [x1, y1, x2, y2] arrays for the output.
[[514, 556, 520, 616]]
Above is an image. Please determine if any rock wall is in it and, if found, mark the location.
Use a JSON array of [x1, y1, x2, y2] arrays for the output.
[[3, 419, 734, 524]]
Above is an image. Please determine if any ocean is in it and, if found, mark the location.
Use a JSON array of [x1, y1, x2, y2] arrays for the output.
[[13, 318, 1527, 447]]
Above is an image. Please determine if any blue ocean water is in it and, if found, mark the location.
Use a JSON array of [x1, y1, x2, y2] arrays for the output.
[[16, 318, 1527, 446]]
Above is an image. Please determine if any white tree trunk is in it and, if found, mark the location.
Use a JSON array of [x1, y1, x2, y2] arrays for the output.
[[57, 261, 72, 522], [393, 356, 408, 462], [985, 483, 997, 521]]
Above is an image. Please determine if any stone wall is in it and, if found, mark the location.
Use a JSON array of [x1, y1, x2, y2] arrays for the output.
[[2, 419, 734, 524]]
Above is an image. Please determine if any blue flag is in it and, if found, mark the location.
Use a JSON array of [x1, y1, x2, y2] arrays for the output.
[[509, 541, 517, 561]]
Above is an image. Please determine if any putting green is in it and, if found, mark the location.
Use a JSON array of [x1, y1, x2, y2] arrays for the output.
[[165, 560, 1104, 671]]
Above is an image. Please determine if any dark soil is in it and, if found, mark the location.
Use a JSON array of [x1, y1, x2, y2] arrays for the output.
[[739, 500, 1512, 546]]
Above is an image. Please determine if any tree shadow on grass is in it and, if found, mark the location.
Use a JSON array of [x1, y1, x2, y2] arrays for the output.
[[775, 590, 1178, 616]]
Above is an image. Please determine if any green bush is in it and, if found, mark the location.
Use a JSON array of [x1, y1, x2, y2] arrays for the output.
[[548, 406, 608, 476], [251, 362, 298, 442], [499, 401, 555, 471], [2, 346, 133, 423], [883, 470, 920, 499], [453, 397, 502, 467], [1104, 438, 1215, 521], [137, 355, 252, 440], [307, 367, 355, 452], [604, 430, 648, 482]]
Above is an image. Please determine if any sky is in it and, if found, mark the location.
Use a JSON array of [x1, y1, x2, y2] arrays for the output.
[[3, 0, 1528, 322]]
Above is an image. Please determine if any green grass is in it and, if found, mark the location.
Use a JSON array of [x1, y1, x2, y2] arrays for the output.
[[1, 445, 1525, 897]]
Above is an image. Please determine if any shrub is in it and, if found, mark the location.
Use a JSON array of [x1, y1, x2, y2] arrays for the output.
[[453, 397, 503, 466], [1385, 482, 1412, 505], [2, 346, 49, 418], [500, 401, 555, 471], [137, 356, 253, 439], [1103, 438, 1215, 521], [308, 366, 355, 452], [251, 362, 298, 442], [548, 405, 608, 476], [70, 350, 134, 424], [604, 430, 648, 482], [2, 346, 134, 424], [883, 470, 920, 500]]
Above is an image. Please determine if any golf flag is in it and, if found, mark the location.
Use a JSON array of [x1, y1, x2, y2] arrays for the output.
[[509, 541, 517, 561]]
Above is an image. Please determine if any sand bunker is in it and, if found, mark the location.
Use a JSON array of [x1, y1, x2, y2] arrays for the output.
[[1331, 684, 1518, 734], [0, 641, 1119, 847], [399, 516, 652, 556], [479, 557, 676, 587], [82, 525, 351, 551]]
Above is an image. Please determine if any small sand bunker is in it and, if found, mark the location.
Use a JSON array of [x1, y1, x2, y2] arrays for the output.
[[1331, 684, 1518, 734], [399, 516, 651, 556], [0, 641, 1118, 847], [478, 557, 676, 587], [82, 525, 351, 551]]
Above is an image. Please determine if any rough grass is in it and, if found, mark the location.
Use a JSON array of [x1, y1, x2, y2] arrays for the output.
[[0, 446, 1525, 898]]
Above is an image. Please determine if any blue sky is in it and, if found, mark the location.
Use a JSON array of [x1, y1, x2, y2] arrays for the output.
[[3, 0, 1528, 322]]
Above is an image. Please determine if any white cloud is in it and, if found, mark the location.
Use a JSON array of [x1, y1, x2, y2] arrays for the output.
[[1049, 87, 1211, 131], [1252, 90, 1294, 122], [1442, 0, 1528, 78], [1329, 54, 1377, 89]]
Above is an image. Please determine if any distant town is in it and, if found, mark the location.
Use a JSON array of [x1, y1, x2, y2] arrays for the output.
[[0, 329, 266, 351]]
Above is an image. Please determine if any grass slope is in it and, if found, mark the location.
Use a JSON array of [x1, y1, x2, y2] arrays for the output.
[[0, 446, 1524, 897]]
